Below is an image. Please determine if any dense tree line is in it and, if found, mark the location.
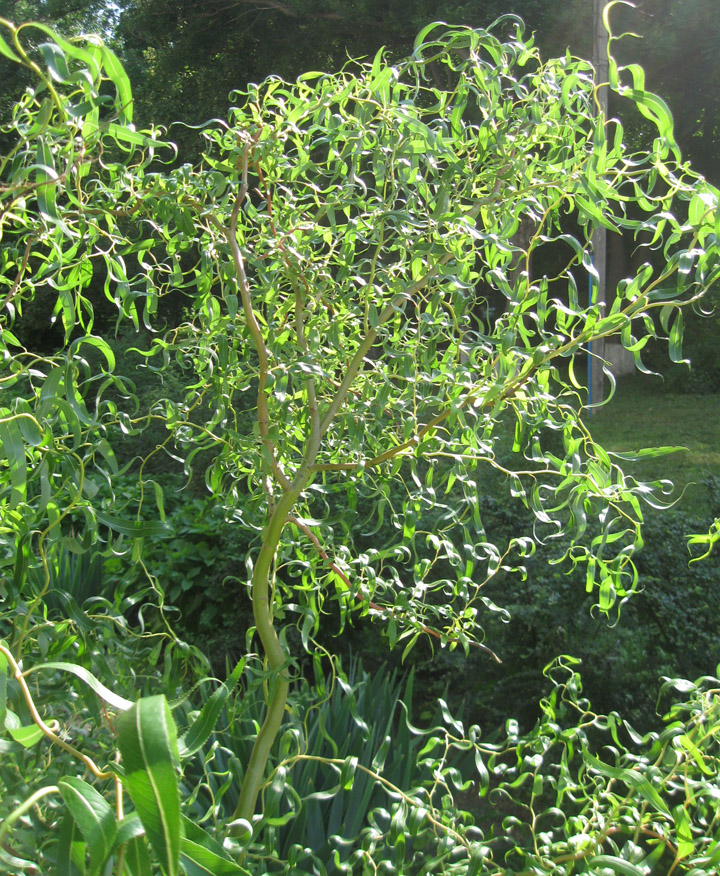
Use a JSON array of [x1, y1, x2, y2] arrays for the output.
[[118, 0, 720, 183], [2, 1, 719, 179]]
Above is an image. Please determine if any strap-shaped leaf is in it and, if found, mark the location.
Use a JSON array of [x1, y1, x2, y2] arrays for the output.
[[588, 855, 646, 876], [672, 804, 695, 860], [179, 838, 250, 876], [0, 420, 26, 508], [22, 661, 133, 711], [0, 29, 21, 62], [121, 837, 152, 876], [58, 777, 117, 876], [113, 812, 145, 850], [117, 696, 181, 876], [56, 812, 86, 876], [177, 658, 245, 758], [179, 817, 250, 875], [22, 22, 99, 74], [5, 719, 44, 748], [0, 650, 6, 729], [39, 41, 71, 82], [98, 44, 133, 123], [4, 708, 43, 746], [583, 750, 670, 816], [340, 755, 358, 791], [95, 511, 171, 539], [36, 135, 59, 223], [107, 123, 163, 149]]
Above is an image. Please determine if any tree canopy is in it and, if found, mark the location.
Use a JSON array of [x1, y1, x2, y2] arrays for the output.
[[1, 8, 720, 876]]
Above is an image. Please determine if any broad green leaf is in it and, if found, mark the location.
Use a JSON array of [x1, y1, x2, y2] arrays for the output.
[[70, 335, 116, 371], [626, 88, 680, 159], [673, 804, 695, 859], [114, 812, 145, 849], [99, 45, 133, 122], [4, 707, 39, 741], [413, 20, 450, 52], [608, 446, 685, 461], [668, 309, 686, 363], [35, 135, 58, 222], [39, 41, 70, 82], [0, 652, 6, 729], [180, 816, 251, 874], [117, 696, 181, 876], [340, 755, 358, 791], [181, 815, 248, 857], [677, 733, 714, 776], [16, 414, 43, 447], [107, 122, 163, 149], [58, 777, 117, 876], [6, 721, 44, 748]]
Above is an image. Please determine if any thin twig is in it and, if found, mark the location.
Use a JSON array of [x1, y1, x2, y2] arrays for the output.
[[223, 134, 292, 493], [0, 645, 112, 780]]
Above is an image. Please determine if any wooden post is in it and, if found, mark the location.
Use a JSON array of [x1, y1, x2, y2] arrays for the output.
[[589, 0, 608, 410]]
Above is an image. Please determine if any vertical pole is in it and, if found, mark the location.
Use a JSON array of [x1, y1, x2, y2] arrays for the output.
[[590, 0, 608, 410]]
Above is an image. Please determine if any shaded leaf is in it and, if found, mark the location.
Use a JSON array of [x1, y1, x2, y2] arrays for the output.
[[58, 777, 117, 876]]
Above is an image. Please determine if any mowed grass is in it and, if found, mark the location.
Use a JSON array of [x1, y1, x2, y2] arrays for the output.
[[588, 375, 720, 516]]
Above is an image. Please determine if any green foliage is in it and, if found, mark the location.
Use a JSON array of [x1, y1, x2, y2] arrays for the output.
[[40, 543, 106, 615], [609, 0, 720, 183], [1, 10, 720, 876], [3, 9, 716, 651], [105, 479, 256, 646], [640, 291, 720, 394], [176, 657, 432, 872], [687, 513, 720, 564], [4, 594, 720, 874], [418, 499, 720, 734]]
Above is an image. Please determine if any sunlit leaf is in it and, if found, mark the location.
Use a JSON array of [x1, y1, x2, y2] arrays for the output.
[[117, 696, 181, 876]]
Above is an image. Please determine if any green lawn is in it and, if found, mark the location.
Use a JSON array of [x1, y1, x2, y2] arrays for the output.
[[589, 376, 720, 515]]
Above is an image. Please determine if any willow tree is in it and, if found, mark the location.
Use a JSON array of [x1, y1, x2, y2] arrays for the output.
[[1, 6, 719, 874]]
